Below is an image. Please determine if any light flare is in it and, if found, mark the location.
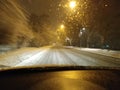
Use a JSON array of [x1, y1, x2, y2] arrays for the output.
[[69, 1, 77, 9]]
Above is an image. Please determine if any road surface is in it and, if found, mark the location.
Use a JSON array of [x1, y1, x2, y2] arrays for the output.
[[15, 46, 120, 67]]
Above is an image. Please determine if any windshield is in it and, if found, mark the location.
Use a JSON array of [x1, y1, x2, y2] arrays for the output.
[[0, 0, 119, 68]]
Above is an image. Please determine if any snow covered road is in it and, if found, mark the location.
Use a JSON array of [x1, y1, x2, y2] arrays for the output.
[[0, 46, 120, 67]]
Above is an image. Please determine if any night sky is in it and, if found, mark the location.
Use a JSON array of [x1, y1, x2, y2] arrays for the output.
[[20, 0, 120, 26], [19, 0, 120, 49], [22, 0, 52, 15], [20, 0, 61, 27]]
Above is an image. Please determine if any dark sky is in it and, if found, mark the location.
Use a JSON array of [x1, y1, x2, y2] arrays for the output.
[[20, 0, 120, 31], [20, 0, 120, 23], [21, 0, 52, 15], [20, 0, 61, 27]]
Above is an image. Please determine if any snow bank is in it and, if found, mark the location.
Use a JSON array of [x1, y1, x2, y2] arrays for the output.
[[74, 47, 120, 59], [0, 47, 43, 66]]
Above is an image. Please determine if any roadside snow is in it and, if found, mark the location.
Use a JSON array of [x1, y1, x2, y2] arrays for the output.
[[0, 47, 47, 66], [74, 47, 120, 59]]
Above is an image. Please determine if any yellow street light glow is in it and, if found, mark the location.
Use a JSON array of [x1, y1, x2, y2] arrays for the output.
[[57, 36, 60, 39], [60, 24, 65, 29], [69, 1, 77, 9]]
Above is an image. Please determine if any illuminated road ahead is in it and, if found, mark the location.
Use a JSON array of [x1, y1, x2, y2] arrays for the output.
[[15, 46, 120, 67]]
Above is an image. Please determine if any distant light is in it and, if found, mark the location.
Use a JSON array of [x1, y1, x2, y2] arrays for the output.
[[80, 31, 83, 35], [82, 28, 86, 31], [57, 36, 60, 40], [106, 45, 109, 48], [60, 24, 65, 29], [69, 1, 77, 9], [105, 4, 108, 7]]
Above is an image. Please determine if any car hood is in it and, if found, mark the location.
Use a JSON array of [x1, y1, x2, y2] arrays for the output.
[[0, 65, 120, 72]]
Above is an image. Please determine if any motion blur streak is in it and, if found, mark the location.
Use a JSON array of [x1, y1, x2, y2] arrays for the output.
[[0, 0, 33, 47]]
